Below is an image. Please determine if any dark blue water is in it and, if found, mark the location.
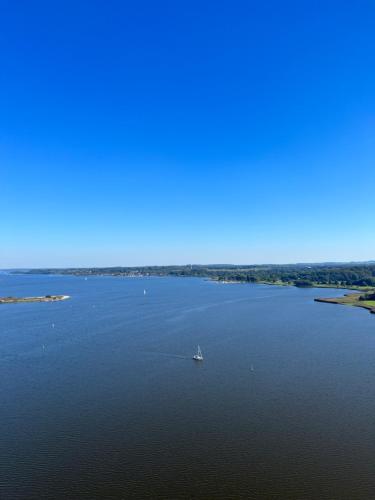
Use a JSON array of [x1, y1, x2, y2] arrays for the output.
[[1, 274, 375, 499]]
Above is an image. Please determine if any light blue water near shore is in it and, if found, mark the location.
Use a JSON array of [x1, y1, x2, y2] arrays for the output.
[[1, 274, 375, 499]]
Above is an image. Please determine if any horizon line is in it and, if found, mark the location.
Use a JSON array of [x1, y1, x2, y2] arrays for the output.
[[2, 259, 375, 270]]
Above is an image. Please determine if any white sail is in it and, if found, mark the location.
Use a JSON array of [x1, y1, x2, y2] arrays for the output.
[[193, 345, 203, 361]]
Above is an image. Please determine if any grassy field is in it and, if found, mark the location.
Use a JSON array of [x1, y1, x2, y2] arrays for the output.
[[315, 293, 375, 314]]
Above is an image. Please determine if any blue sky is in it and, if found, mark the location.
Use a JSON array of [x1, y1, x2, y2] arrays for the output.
[[1, 0, 374, 267]]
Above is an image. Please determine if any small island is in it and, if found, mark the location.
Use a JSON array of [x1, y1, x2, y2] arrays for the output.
[[0, 295, 70, 304], [315, 292, 375, 315]]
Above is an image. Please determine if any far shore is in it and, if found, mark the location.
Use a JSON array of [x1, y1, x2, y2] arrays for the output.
[[215, 278, 375, 292], [215, 279, 375, 316]]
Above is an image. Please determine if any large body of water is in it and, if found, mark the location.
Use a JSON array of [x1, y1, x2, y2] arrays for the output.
[[1, 274, 375, 499]]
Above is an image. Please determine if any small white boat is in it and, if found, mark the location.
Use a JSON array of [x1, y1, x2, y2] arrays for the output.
[[144, 289, 147, 295], [192, 345, 203, 361]]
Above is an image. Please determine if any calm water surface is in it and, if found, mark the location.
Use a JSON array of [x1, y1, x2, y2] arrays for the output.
[[1, 274, 375, 499]]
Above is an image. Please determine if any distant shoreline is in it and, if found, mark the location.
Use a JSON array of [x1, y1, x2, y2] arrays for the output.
[[0, 295, 70, 304], [10, 263, 375, 294], [5, 268, 375, 316]]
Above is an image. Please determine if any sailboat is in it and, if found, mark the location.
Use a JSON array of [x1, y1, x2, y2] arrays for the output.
[[192, 345, 203, 361], [144, 289, 147, 295]]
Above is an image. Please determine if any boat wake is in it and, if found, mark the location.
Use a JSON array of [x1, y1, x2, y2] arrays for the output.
[[141, 350, 189, 360]]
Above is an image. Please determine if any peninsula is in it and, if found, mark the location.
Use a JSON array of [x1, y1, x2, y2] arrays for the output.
[[315, 292, 375, 315], [0, 295, 70, 304]]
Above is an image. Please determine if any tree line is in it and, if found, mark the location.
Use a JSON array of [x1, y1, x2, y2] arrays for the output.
[[20, 263, 375, 288]]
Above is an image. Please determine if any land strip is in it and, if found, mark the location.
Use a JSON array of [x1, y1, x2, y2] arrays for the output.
[[315, 293, 375, 315], [0, 295, 70, 304]]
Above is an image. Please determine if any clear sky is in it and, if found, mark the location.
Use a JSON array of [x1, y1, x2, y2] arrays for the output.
[[1, 0, 374, 267]]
